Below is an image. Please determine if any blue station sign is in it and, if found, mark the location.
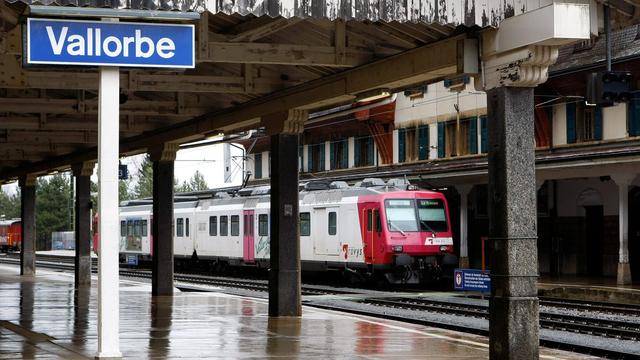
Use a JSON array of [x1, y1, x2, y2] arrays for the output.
[[26, 18, 195, 68], [453, 268, 491, 292]]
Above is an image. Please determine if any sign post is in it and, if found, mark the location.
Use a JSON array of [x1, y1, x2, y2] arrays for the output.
[[25, 16, 195, 359]]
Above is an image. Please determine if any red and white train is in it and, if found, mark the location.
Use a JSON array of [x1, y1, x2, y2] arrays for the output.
[[0, 219, 21, 252], [99, 179, 456, 284]]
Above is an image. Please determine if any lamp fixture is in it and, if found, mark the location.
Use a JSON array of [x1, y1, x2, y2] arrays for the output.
[[355, 88, 391, 102]]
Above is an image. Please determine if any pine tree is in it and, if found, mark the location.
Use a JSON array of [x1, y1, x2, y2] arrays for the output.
[[0, 187, 21, 219], [133, 155, 153, 199], [36, 174, 72, 244], [189, 171, 208, 191]]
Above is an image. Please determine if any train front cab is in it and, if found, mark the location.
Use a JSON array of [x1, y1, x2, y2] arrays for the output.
[[359, 191, 456, 284]]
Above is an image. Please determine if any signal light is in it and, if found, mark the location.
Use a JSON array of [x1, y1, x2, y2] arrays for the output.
[[587, 71, 633, 107]]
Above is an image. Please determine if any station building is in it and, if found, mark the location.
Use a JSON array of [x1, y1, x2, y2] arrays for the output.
[[243, 24, 640, 284]]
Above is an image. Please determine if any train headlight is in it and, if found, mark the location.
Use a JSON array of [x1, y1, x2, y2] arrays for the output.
[[439, 245, 448, 252], [393, 245, 404, 253]]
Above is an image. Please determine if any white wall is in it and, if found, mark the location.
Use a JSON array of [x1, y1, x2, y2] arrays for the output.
[[302, 144, 309, 172], [324, 141, 331, 171], [261, 151, 269, 179], [348, 137, 355, 168], [392, 129, 399, 164], [429, 123, 438, 159], [603, 103, 627, 140], [552, 103, 567, 146]]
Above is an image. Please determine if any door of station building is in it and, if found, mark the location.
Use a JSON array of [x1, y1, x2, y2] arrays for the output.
[[585, 205, 604, 277], [243, 210, 255, 263], [362, 203, 382, 264]]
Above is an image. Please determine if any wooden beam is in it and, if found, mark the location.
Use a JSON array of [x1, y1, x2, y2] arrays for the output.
[[334, 20, 347, 66], [228, 17, 304, 42], [205, 42, 373, 67], [0, 116, 177, 132], [1, 130, 97, 144], [0, 35, 467, 180]]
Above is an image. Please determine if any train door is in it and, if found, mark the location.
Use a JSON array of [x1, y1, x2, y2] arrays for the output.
[[361, 203, 382, 264], [243, 210, 255, 263], [313, 207, 340, 256]]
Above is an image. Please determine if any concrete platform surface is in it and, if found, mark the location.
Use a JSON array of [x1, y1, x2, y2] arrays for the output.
[[0, 265, 596, 359], [539, 276, 640, 305]]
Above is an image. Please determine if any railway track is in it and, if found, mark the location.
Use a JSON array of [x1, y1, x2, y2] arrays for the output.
[[360, 297, 640, 341], [0, 255, 352, 296]]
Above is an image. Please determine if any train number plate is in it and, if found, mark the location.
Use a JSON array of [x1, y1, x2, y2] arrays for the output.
[[425, 237, 453, 245]]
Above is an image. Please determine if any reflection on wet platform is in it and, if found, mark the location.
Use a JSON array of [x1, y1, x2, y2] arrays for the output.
[[0, 265, 588, 359]]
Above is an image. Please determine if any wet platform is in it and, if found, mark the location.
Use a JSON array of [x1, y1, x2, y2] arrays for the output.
[[539, 276, 640, 305], [0, 264, 593, 359]]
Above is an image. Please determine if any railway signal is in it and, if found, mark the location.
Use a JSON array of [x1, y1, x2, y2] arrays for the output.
[[587, 71, 633, 107]]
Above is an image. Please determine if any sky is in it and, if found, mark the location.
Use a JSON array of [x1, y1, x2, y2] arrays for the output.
[[1, 141, 245, 196]]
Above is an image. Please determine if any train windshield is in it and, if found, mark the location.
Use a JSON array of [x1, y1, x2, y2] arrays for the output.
[[384, 199, 419, 232], [416, 199, 448, 232], [385, 198, 448, 233]]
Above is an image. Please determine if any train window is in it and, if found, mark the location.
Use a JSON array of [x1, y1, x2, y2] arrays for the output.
[[367, 210, 372, 231], [134, 220, 140, 236], [328, 212, 337, 235], [220, 216, 228, 236], [385, 199, 419, 232], [231, 215, 240, 236], [417, 199, 448, 232], [258, 214, 268, 236], [249, 215, 254, 236], [211, 217, 218, 236], [300, 212, 311, 236], [186, 218, 190, 237], [375, 210, 382, 233], [120, 221, 126, 237], [142, 220, 148, 236], [176, 218, 184, 237], [243, 215, 248, 236], [127, 220, 134, 236]]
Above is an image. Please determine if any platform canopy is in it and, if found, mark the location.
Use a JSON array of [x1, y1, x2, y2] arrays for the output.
[[0, 0, 638, 181]]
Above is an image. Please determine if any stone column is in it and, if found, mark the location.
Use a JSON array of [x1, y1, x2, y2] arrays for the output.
[[263, 109, 307, 317], [73, 161, 95, 288], [151, 143, 178, 296], [457, 185, 473, 269], [611, 173, 635, 285], [487, 87, 539, 359], [19, 175, 37, 276]]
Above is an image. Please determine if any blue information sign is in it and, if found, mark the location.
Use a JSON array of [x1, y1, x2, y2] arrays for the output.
[[453, 268, 491, 292], [26, 18, 194, 68]]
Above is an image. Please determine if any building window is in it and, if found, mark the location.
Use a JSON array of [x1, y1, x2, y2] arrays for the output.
[[258, 214, 268, 236], [328, 211, 337, 235], [142, 220, 148, 236], [220, 216, 228, 236], [254, 153, 262, 179], [308, 143, 325, 172], [120, 221, 126, 237], [209, 216, 217, 236], [566, 102, 602, 143], [230, 215, 240, 236], [330, 139, 348, 170], [355, 136, 375, 167], [300, 212, 311, 236], [176, 218, 184, 237], [437, 118, 478, 158], [399, 125, 430, 162]]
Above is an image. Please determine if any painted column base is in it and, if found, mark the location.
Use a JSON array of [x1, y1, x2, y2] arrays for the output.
[[617, 262, 632, 285], [458, 256, 470, 269]]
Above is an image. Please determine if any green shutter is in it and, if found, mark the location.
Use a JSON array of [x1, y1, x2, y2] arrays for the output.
[[254, 153, 262, 179], [566, 102, 577, 144], [354, 138, 361, 167], [468, 118, 478, 154], [341, 139, 348, 168], [367, 138, 375, 166], [437, 122, 445, 158], [629, 92, 640, 136], [594, 106, 603, 140], [330, 141, 335, 169], [418, 125, 429, 160], [298, 146, 303, 172], [319, 143, 325, 170], [480, 116, 488, 153], [307, 145, 313, 172], [398, 128, 406, 163]]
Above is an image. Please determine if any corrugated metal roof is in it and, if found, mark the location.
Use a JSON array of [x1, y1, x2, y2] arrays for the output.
[[7, 0, 536, 26]]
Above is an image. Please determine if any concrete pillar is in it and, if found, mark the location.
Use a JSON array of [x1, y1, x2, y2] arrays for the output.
[[487, 87, 539, 359], [19, 175, 36, 276], [611, 173, 635, 285], [457, 185, 472, 269], [265, 109, 306, 317], [73, 162, 95, 288], [151, 143, 178, 296]]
